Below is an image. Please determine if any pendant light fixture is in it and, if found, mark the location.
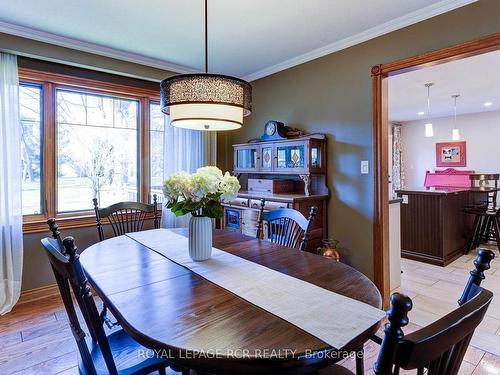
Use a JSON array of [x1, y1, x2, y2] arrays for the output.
[[424, 83, 434, 137], [160, 0, 252, 131], [451, 94, 460, 141]]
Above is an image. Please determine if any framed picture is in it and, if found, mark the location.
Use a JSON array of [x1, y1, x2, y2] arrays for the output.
[[436, 141, 467, 167]]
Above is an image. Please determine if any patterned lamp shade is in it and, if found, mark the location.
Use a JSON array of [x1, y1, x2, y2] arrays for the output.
[[160, 74, 252, 131]]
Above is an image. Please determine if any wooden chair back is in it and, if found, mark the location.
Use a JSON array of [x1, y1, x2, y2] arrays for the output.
[[47, 217, 64, 249], [374, 288, 493, 375], [258, 205, 317, 251], [459, 248, 495, 305], [40, 235, 119, 375], [469, 173, 500, 187], [93, 195, 159, 241], [470, 174, 499, 209]]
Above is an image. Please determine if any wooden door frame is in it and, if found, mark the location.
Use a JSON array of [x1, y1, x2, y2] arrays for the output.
[[371, 32, 500, 307]]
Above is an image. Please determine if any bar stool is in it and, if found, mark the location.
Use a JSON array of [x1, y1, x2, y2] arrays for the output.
[[466, 174, 500, 253], [469, 174, 499, 208]]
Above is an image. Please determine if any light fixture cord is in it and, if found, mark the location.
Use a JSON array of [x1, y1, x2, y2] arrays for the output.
[[205, 0, 208, 73], [427, 85, 431, 118], [453, 95, 458, 123]]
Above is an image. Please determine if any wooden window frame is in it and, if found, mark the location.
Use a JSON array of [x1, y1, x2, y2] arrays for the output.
[[19, 68, 161, 234]]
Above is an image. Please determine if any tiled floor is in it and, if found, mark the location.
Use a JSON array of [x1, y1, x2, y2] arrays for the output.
[[1, 248, 499, 374], [398, 247, 500, 358]]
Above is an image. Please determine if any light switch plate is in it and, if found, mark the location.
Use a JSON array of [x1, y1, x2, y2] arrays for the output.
[[361, 160, 369, 174], [402, 195, 409, 204]]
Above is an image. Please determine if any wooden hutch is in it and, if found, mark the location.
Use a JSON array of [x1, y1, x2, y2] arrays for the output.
[[222, 132, 329, 253]]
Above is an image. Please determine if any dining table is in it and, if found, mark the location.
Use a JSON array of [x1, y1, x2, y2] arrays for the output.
[[79, 228, 383, 374]]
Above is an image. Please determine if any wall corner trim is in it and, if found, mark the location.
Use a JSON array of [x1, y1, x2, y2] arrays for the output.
[[243, 0, 477, 82], [0, 20, 198, 75]]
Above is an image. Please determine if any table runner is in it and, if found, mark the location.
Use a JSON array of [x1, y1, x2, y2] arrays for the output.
[[126, 229, 385, 349]]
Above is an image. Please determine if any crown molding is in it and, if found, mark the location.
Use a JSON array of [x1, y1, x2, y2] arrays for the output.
[[0, 20, 198, 75], [242, 0, 477, 82]]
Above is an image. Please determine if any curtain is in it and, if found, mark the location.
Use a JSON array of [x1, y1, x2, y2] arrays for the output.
[[391, 123, 405, 196], [160, 116, 217, 228], [0, 53, 23, 315]]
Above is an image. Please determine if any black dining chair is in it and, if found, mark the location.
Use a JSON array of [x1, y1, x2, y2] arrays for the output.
[[458, 248, 495, 305], [364, 247, 495, 375], [257, 203, 317, 251], [40, 235, 174, 375], [93, 195, 160, 241], [373, 288, 492, 375], [318, 287, 492, 375], [47, 218, 119, 329]]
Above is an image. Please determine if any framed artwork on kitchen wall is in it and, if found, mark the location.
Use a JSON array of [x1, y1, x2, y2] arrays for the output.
[[436, 141, 467, 167]]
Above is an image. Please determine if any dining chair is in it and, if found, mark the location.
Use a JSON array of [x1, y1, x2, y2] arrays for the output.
[[371, 247, 495, 347], [257, 204, 318, 251], [93, 195, 160, 241], [458, 248, 495, 305], [40, 235, 175, 375], [373, 287, 492, 375], [318, 287, 492, 375]]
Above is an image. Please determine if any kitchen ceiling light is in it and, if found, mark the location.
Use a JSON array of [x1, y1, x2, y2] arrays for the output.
[[424, 83, 434, 138], [417, 111, 425, 116], [425, 123, 434, 137], [451, 94, 460, 141], [484, 102, 493, 107], [160, 0, 252, 131]]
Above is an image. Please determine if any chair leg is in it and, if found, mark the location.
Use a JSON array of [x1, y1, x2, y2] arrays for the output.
[[158, 368, 166, 375], [478, 215, 488, 245], [355, 348, 364, 375], [493, 216, 500, 253], [468, 215, 482, 253], [483, 216, 493, 243]]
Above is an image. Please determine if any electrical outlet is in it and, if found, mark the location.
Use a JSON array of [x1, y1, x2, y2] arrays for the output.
[[361, 160, 369, 174], [402, 195, 409, 204]]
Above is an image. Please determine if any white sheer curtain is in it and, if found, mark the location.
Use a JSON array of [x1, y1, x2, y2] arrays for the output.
[[161, 116, 217, 228], [0, 53, 23, 315]]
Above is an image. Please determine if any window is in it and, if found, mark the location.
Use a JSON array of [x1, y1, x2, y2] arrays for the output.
[[56, 90, 139, 212], [19, 84, 43, 215], [19, 67, 161, 232], [149, 102, 164, 201]]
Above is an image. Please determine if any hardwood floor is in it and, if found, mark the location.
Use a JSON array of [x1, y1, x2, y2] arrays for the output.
[[1, 248, 499, 374]]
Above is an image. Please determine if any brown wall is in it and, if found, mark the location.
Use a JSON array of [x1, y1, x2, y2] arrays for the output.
[[22, 221, 157, 291], [6, 0, 500, 290], [219, 0, 500, 279]]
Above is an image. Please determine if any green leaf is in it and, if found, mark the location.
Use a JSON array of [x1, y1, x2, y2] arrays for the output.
[[202, 200, 223, 219]]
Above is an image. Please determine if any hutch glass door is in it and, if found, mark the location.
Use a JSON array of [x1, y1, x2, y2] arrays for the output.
[[234, 145, 259, 172], [260, 145, 273, 171], [275, 142, 307, 172]]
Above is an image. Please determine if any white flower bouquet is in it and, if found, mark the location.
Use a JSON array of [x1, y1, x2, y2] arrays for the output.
[[163, 166, 240, 219]]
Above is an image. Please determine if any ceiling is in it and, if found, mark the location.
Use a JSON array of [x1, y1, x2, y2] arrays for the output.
[[0, 0, 475, 81], [389, 49, 500, 122]]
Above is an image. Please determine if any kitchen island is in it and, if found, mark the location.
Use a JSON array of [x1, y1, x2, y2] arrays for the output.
[[396, 187, 471, 266]]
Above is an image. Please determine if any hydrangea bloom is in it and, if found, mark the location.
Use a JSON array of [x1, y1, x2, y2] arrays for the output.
[[163, 166, 240, 219]]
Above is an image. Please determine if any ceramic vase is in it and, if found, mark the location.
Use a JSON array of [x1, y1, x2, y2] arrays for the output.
[[188, 215, 212, 261]]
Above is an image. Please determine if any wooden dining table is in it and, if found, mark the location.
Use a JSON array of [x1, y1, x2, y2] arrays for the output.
[[79, 229, 383, 374]]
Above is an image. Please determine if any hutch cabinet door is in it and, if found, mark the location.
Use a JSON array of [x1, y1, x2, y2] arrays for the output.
[[309, 139, 326, 174], [234, 145, 260, 173], [260, 144, 274, 172], [274, 140, 309, 173]]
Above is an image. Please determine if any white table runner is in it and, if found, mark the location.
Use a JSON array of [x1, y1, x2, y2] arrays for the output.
[[126, 229, 385, 349]]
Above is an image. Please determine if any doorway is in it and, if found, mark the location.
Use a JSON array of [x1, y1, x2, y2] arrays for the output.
[[372, 32, 500, 307]]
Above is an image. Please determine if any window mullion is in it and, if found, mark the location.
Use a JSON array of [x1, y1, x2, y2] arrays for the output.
[[43, 82, 57, 218], [140, 97, 151, 204]]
